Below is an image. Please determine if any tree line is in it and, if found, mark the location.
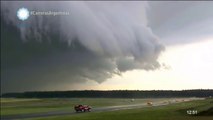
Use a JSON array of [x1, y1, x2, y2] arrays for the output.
[[1, 89, 213, 98]]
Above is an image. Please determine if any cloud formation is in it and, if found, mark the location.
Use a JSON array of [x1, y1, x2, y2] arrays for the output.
[[1, 1, 164, 93]]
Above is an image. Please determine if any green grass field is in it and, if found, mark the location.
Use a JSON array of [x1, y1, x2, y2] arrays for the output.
[[31, 99, 213, 120], [1, 98, 171, 115], [1, 98, 212, 120]]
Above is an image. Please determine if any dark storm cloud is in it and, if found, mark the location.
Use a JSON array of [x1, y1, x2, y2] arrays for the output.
[[1, 1, 164, 93]]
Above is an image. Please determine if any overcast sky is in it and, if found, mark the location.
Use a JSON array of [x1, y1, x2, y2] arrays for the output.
[[1, 1, 213, 93]]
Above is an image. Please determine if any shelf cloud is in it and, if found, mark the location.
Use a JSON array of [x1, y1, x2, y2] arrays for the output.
[[1, 1, 164, 92]]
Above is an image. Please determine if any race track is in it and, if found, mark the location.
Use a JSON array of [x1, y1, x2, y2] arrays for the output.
[[1, 98, 201, 120]]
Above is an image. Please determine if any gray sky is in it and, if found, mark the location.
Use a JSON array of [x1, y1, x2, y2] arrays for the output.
[[1, 1, 213, 93], [147, 1, 213, 45]]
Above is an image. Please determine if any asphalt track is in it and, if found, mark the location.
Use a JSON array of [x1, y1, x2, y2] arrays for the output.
[[1, 98, 202, 120]]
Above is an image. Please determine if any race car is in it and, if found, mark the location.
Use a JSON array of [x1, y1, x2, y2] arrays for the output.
[[147, 101, 153, 106], [74, 105, 91, 112]]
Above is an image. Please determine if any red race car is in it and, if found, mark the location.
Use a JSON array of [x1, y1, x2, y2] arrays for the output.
[[74, 105, 91, 112]]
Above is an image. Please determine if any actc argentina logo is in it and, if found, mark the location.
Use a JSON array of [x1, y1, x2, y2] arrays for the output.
[[17, 8, 30, 21]]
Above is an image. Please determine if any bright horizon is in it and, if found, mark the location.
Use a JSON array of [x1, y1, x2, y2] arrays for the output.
[[58, 38, 213, 91]]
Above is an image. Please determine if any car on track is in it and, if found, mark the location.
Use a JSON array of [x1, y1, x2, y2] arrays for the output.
[[74, 105, 91, 112], [147, 101, 153, 106]]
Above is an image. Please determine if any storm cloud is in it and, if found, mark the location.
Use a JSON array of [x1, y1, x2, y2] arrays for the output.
[[1, 1, 164, 93]]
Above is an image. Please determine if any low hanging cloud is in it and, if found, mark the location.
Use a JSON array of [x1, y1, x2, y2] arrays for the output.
[[1, 1, 164, 93]]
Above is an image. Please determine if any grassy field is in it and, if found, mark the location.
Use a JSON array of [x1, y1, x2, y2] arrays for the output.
[[1, 98, 172, 115], [30, 99, 213, 120], [1, 98, 212, 120]]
